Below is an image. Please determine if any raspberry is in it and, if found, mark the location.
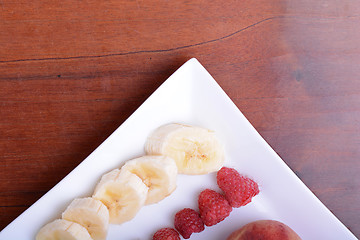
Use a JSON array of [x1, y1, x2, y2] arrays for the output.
[[198, 189, 232, 226], [217, 167, 259, 207], [174, 208, 205, 239], [153, 228, 180, 240]]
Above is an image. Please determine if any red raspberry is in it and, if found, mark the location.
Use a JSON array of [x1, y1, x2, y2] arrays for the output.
[[153, 228, 180, 240], [198, 189, 232, 226], [174, 208, 205, 239], [217, 167, 259, 207]]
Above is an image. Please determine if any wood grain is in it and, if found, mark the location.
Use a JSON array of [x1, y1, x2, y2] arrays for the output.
[[1, 0, 359, 237]]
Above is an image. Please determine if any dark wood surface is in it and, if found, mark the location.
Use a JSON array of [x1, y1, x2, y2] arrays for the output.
[[1, 0, 359, 237]]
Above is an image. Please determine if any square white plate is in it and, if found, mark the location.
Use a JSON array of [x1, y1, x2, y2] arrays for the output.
[[0, 58, 356, 240]]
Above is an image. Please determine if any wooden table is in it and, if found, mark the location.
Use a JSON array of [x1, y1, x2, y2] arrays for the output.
[[1, 0, 359, 237]]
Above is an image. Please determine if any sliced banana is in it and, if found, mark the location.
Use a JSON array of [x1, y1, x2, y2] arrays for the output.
[[62, 197, 109, 240], [93, 168, 148, 224], [36, 219, 92, 240], [145, 123, 224, 175], [121, 155, 177, 205]]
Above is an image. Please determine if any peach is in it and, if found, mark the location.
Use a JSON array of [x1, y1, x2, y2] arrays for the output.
[[227, 220, 302, 240]]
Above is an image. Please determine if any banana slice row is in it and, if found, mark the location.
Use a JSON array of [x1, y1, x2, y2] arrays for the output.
[[36, 156, 177, 240], [36, 123, 224, 240]]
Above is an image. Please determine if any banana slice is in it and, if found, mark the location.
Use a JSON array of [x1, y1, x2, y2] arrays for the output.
[[62, 197, 109, 240], [36, 219, 92, 240], [121, 155, 177, 205], [93, 168, 148, 224], [145, 123, 224, 175]]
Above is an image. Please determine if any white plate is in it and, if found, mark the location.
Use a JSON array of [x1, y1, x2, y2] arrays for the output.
[[0, 58, 356, 240]]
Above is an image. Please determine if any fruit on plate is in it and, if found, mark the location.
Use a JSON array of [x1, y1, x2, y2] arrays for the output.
[[145, 123, 224, 175], [153, 227, 180, 240], [217, 167, 259, 207], [36, 219, 92, 240], [121, 155, 178, 205], [154, 166, 261, 239], [227, 220, 302, 240], [62, 197, 109, 240], [198, 189, 232, 226], [93, 168, 148, 224], [174, 208, 205, 239]]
